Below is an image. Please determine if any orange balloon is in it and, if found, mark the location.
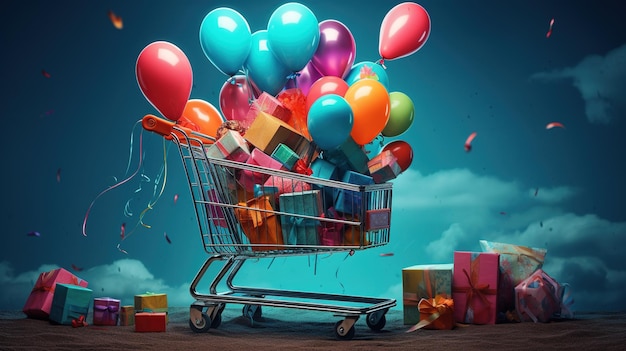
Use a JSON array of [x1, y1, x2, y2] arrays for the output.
[[178, 99, 224, 139], [344, 79, 390, 145]]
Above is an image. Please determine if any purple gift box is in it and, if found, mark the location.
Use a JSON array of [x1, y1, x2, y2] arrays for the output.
[[93, 297, 121, 326]]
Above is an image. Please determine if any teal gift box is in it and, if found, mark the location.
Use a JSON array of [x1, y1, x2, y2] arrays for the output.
[[310, 158, 340, 209], [271, 143, 300, 170], [333, 170, 374, 214], [322, 137, 370, 175], [279, 190, 323, 245], [49, 283, 93, 325]]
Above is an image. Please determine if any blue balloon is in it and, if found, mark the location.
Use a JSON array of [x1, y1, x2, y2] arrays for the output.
[[199, 8, 252, 77], [267, 3, 320, 72], [344, 61, 390, 90], [245, 30, 292, 96], [307, 94, 353, 150]]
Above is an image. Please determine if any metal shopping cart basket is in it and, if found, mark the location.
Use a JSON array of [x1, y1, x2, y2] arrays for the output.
[[142, 114, 396, 339]]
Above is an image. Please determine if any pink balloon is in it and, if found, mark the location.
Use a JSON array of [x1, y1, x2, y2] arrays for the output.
[[311, 20, 356, 79], [379, 2, 431, 61], [219, 75, 260, 129], [306, 76, 349, 111], [284, 61, 323, 97], [135, 41, 193, 121]]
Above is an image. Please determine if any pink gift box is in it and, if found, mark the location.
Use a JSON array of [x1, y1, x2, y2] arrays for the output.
[[93, 297, 121, 326], [238, 148, 287, 192], [246, 92, 292, 125], [515, 269, 562, 323], [319, 207, 344, 246], [23, 268, 88, 319], [367, 150, 402, 183], [206, 188, 228, 228], [263, 174, 312, 195], [205, 129, 251, 163], [452, 251, 499, 325]]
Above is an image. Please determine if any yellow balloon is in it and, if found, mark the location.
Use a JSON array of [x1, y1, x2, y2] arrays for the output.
[[344, 79, 390, 145]]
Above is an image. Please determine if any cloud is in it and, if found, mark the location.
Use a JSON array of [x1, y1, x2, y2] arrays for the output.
[[530, 43, 626, 124], [0, 259, 192, 311]]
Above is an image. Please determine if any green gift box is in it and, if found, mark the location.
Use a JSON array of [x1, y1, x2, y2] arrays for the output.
[[271, 143, 300, 170], [49, 283, 93, 325], [279, 190, 323, 245]]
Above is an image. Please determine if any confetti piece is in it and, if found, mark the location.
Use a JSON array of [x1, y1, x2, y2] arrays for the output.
[[41, 69, 51, 78], [164, 232, 171, 244], [117, 243, 128, 255], [534, 187, 539, 197], [27, 231, 41, 237], [379, 252, 394, 257], [56, 168, 61, 183], [120, 222, 126, 240], [546, 18, 555, 38], [464, 132, 477, 152], [173, 194, 179, 204], [546, 122, 565, 129], [71, 264, 83, 272], [499, 211, 507, 215], [108, 10, 123, 29]]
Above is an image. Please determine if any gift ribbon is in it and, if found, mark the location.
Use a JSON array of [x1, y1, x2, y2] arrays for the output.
[[286, 216, 319, 245], [293, 159, 312, 175], [406, 295, 454, 332], [32, 274, 79, 293], [95, 304, 120, 321], [452, 264, 496, 324], [71, 315, 88, 328]]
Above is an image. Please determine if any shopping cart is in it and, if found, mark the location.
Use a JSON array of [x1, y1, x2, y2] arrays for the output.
[[142, 114, 396, 339]]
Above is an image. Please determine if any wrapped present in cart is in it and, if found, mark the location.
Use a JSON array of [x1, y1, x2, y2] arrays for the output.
[[141, 114, 396, 340]]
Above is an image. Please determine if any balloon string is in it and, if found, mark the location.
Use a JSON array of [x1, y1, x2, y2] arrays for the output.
[[376, 58, 387, 69], [82, 120, 144, 236]]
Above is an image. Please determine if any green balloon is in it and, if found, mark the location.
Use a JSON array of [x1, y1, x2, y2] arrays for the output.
[[382, 92, 414, 137]]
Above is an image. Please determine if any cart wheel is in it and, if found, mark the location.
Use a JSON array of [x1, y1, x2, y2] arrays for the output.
[[366, 313, 386, 331], [242, 304, 262, 321], [210, 311, 222, 329], [334, 320, 355, 340], [189, 313, 211, 333]]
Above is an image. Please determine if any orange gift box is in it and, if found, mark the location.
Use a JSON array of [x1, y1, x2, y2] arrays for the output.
[[135, 312, 166, 332], [234, 196, 283, 251]]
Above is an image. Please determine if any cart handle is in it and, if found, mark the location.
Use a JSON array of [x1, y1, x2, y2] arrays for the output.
[[142, 114, 215, 145]]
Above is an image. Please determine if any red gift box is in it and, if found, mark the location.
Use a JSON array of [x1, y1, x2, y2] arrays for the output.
[[452, 251, 499, 325], [23, 268, 88, 319], [367, 150, 402, 183], [135, 312, 167, 332]]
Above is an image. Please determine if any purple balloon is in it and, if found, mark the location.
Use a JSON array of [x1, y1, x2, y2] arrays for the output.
[[310, 20, 356, 79], [284, 61, 323, 96]]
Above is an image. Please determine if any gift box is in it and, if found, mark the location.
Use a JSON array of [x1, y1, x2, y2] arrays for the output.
[[264, 174, 312, 195], [452, 251, 499, 325], [402, 264, 453, 326], [92, 297, 120, 326], [515, 269, 562, 323], [206, 188, 229, 228], [238, 148, 287, 192], [310, 158, 340, 209], [134, 293, 168, 317], [367, 150, 402, 184], [246, 92, 292, 125], [279, 190, 323, 245], [319, 207, 344, 246], [271, 143, 300, 171], [23, 268, 88, 319], [322, 136, 370, 175], [135, 312, 167, 332], [333, 170, 374, 215], [120, 305, 135, 326], [244, 112, 312, 160], [49, 283, 93, 325], [234, 195, 283, 251], [205, 129, 251, 163]]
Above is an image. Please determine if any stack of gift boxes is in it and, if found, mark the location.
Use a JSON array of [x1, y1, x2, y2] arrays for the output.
[[402, 240, 574, 331], [22, 267, 169, 332], [204, 92, 400, 250]]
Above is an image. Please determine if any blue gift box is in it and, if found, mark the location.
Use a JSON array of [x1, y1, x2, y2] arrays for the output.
[[279, 190, 323, 245], [322, 137, 370, 175], [49, 283, 93, 325], [333, 171, 374, 215]]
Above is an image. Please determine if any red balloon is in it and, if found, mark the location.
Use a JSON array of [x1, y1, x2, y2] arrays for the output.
[[136, 41, 193, 121], [219, 75, 260, 129], [379, 2, 431, 61], [306, 76, 349, 112], [381, 140, 413, 172]]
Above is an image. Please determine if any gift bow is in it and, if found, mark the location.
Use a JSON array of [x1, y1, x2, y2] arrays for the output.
[[286, 216, 319, 244], [32, 274, 79, 293], [71, 315, 88, 328], [95, 304, 120, 314], [452, 268, 496, 323], [406, 295, 454, 332], [293, 159, 312, 175]]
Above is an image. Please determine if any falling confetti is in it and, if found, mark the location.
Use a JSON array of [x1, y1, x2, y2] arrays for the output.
[[120, 222, 126, 240], [499, 211, 507, 216], [173, 194, 179, 204], [164, 232, 172, 244], [56, 168, 61, 183], [108, 10, 123, 29], [379, 252, 394, 257], [534, 187, 539, 197], [117, 243, 128, 255], [546, 18, 555, 38], [41, 69, 51, 78], [27, 231, 41, 237], [71, 264, 83, 272], [546, 122, 565, 129], [464, 132, 477, 152]]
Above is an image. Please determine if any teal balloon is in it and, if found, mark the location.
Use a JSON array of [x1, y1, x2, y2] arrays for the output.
[[267, 3, 320, 72], [199, 8, 252, 77], [245, 30, 291, 96], [307, 94, 353, 150], [344, 61, 390, 90]]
